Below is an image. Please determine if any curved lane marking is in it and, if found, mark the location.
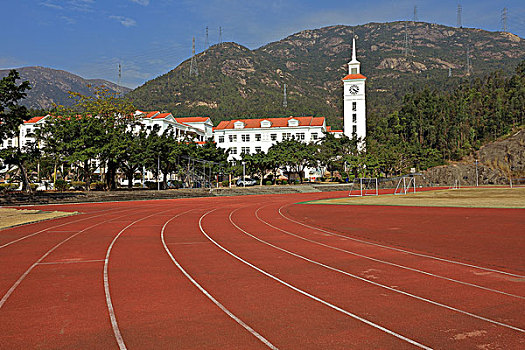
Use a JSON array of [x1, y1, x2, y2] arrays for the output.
[[103, 208, 175, 350], [200, 209, 432, 350], [278, 204, 525, 278], [161, 210, 278, 350], [255, 206, 523, 299], [229, 208, 525, 333], [0, 208, 135, 310]]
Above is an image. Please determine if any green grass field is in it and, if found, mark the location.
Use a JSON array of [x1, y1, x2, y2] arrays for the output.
[[302, 187, 525, 209]]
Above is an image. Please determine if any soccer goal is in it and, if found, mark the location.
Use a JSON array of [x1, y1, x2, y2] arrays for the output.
[[394, 175, 416, 195], [349, 177, 379, 197]]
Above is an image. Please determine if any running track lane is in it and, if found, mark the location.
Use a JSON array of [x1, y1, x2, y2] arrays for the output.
[[199, 205, 524, 348], [1, 190, 523, 348], [0, 205, 169, 349], [165, 206, 425, 349], [229, 203, 524, 348]]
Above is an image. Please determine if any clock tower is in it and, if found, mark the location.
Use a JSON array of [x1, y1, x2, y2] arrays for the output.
[[343, 37, 366, 143]]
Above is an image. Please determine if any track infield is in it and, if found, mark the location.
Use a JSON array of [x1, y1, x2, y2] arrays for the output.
[[300, 186, 525, 208], [0, 189, 523, 349]]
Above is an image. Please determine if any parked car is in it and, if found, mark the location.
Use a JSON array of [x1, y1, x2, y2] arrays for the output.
[[236, 177, 257, 186]]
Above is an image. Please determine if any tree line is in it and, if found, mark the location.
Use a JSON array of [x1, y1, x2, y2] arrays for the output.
[[1, 60, 523, 192]]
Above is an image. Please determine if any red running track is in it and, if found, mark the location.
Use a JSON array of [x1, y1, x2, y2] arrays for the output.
[[0, 191, 523, 349]]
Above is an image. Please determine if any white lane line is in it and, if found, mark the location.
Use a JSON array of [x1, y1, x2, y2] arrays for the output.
[[161, 210, 278, 350], [230, 208, 525, 333], [255, 207, 524, 299], [278, 205, 525, 278], [0, 207, 121, 249], [200, 209, 432, 350], [0, 208, 135, 310], [37, 259, 105, 265], [103, 208, 173, 350]]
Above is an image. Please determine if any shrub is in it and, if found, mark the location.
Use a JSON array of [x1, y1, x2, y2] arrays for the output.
[[265, 180, 272, 186], [282, 180, 288, 185], [90, 181, 105, 191], [71, 181, 86, 190], [222, 180, 229, 187], [55, 179, 69, 191]]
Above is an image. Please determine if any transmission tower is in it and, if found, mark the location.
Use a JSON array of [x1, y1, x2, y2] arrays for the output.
[[501, 8, 508, 33], [219, 26, 222, 44], [413, 5, 418, 23], [457, 3, 462, 28], [205, 26, 209, 49], [283, 84, 287, 108], [117, 63, 122, 97], [189, 37, 198, 77]]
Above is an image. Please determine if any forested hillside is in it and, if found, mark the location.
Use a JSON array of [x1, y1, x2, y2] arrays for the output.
[[128, 21, 524, 129], [368, 61, 525, 173]]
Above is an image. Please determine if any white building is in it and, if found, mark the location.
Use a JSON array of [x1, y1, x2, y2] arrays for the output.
[[213, 116, 333, 161], [343, 38, 366, 141], [134, 111, 212, 142], [0, 115, 48, 150]]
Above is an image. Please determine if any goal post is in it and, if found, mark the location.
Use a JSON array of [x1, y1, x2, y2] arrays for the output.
[[394, 175, 416, 195], [349, 177, 378, 197]]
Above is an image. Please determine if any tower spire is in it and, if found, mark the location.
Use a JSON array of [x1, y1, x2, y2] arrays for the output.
[[348, 36, 360, 74], [352, 37, 357, 62]]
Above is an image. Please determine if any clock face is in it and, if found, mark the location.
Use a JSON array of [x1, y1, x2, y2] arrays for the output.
[[348, 85, 359, 95]]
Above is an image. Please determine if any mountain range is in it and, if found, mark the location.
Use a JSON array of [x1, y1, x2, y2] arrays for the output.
[[128, 21, 524, 128], [0, 66, 130, 110], [4, 21, 523, 129]]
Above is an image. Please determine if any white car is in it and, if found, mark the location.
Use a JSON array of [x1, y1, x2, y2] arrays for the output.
[[236, 177, 257, 186]]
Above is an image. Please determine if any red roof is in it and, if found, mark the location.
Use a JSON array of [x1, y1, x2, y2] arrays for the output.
[[145, 111, 160, 118], [214, 116, 325, 130], [24, 116, 46, 124], [329, 129, 343, 133], [342, 74, 367, 80], [153, 113, 171, 119], [175, 117, 210, 123]]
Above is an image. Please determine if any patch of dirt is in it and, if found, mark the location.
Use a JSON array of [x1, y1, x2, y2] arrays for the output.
[[0, 208, 76, 230]]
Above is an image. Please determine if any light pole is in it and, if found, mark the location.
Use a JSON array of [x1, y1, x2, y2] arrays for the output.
[[157, 154, 160, 191], [242, 161, 246, 187], [475, 159, 479, 187]]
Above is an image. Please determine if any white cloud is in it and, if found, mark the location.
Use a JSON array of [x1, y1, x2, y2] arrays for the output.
[[40, 1, 64, 10], [130, 0, 150, 5], [110, 16, 137, 27]]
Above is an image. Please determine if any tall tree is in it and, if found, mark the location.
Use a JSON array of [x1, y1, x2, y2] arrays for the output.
[[0, 70, 34, 192]]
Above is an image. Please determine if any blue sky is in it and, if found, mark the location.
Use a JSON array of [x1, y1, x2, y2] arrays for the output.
[[3, 0, 524, 88]]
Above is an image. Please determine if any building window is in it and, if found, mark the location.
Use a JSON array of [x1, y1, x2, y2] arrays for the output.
[[351, 68, 357, 74], [352, 102, 357, 111], [311, 133, 318, 140], [270, 133, 277, 141], [8, 140, 13, 146], [352, 114, 357, 123], [229, 134, 237, 142], [283, 132, 292, 139], [352, 125, 357, 134], [296, 133, 305, 141], [241, 134, 250, 142], [255, 146, 262, 153], [218, 135, 224, 143], [241, 147, 250, 154], [230, 147, 237, 154], [255, 134, 261, 141]]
